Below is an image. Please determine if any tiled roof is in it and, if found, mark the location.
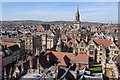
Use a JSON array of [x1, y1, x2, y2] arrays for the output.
[[62, 27, 69, 32], [116, 40, 120, 48], [47, 30, 52, 35], [90, 39, 112, 47], [0, 41, 16, 47], [64, 38, 86, 46], [64, 38, 117, 47], [64, 38, 113, 48], [45, 51, 88, 67], [37, 25, 45, 31]]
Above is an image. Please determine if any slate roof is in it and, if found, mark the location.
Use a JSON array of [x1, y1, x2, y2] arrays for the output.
[[8, 45, 20, 52]]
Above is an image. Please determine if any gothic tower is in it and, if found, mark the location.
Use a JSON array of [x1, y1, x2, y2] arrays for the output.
[[74, 6, 80, 23], [73, 6, 81, 29]]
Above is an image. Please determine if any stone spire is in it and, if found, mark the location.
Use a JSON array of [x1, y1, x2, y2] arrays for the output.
[[76, 6, 79, 14], [74, 6, 80, 23]]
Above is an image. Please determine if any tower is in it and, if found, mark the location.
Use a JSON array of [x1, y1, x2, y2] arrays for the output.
[[41, 34, 47, 52], [74, 6, 80, 23], [73, 6, 81, 29]]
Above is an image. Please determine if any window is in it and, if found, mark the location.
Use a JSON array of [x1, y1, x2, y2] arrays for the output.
[[90, 45, 94, 48], [100, 53, 102, 55], [110, 46, 116, 49], [74, 43, 77, 46], [77, 34, 79, 36], [89, 57, 94, 61], [114, 51, 119, 54], [80, 48, 84, 51], [76, 26, 77, 28], [99, 61, 101, 64], [100, 48, 103, 51], [81, 43, 84, 47], [89, 51, 94, 54]]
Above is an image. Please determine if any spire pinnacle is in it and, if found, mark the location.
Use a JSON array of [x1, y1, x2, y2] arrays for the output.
[[76, 5, 79, 14], [74, 6, 80, 23]]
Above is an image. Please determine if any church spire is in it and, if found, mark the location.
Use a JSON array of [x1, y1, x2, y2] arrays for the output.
[[76, 6, 79, 14], [74, 6, 80, 23]]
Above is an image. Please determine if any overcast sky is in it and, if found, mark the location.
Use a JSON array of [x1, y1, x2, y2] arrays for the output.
[[1, 2, 118, 23]]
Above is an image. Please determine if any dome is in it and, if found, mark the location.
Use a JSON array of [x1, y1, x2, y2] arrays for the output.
[[57, 41, 61, 45]]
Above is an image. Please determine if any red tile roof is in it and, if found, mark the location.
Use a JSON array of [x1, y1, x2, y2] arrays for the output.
[[62, 26, 69, 32], [116, 40, 120, 48], [0, 41, 16, 47], [64, 38, 87, 46], [90, 39, 112, 47], [37, 25, 45, 31], [64, 38, 113, 48], [45, 51, 88, 67]]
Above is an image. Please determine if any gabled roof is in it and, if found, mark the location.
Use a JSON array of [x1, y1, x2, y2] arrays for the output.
[[64, 38, 87, 46], [45, 51, 88, 67], [61, 26, 69, 32], [116, 40, 120, 48], [37, 25, 45, 31], [64, 38, 117, 48], [64, 38, 80, 46], [89, 39, 112, 47]]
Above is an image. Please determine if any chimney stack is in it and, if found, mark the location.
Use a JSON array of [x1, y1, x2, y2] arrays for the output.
[[47, 54, 50, 62], [42, 44, 47, 52], [74, 63, 79, 79], [73, 48, 77, 56], [54, 64, 59, 79], [111, 36, 115, 42], [86, 35, 88, 43]]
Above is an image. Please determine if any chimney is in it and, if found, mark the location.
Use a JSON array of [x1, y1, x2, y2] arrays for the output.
[[46, 54, 50, 67], [47, 54, 50, 62], [28, 56, 33, 72], [76, 63, 80, 71], [111, 36, 115, 42], [42, 34, 47, 47], [74, 63, 79, 79], [73, 48, 77, 56], [54, 64, 59, 79], [4, 45, 7, 48], [86, 35, 88, 43], [42, 44, 47, 52]]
